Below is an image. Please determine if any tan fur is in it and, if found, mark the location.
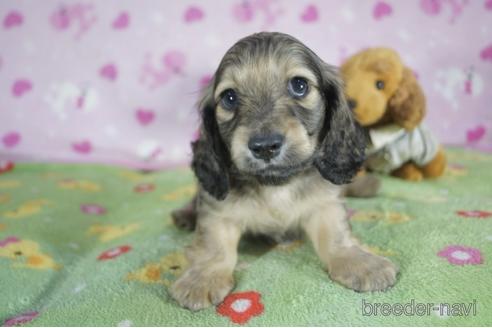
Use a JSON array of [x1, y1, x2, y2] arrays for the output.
[[171, 170, 398, 310], [170, 34, 398, 311]]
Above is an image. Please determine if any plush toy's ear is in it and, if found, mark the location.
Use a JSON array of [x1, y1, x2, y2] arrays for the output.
[[388, 67, 426, 131], [191, 83, 230, 200], [314, 64, 367, 185]]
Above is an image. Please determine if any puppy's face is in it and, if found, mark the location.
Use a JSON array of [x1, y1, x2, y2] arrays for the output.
[[212, 44, 325, 183], [193, 32, 366, 200]]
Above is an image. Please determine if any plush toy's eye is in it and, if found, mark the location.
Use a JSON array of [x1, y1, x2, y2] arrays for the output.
[[288, 77, 309, 98], [375, 80, 385, 90], [220, 89, 239, 111]]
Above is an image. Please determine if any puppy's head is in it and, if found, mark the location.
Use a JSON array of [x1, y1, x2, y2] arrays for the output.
[[193, 32, 365, 200]]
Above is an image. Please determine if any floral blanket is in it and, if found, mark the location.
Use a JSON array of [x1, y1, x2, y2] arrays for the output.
[[0, 147, 491, 326]]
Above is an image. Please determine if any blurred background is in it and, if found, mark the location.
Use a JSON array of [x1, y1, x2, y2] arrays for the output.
[[1, 0, 491, 170]]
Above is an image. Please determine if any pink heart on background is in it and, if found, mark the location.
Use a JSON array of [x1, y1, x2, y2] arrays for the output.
[[192, 129, 200, 142], [373, 1, 393, 20], [99, 63, 118, 81], [135, 108, 155, 126], [2, 132, 21, 148], [420, 0, 442, 15], [112, 11, 130, 29], [486, 0, 492, 10], [72, 140, 92, 154], [300, 5, 318, 22], [184, 6, 204, 23], [3, 11, 23, 29], [12, 79, 32, 97], [480, 44, 492, 62], [466, 125, 486, 143], [199, 74, 212, 88], [163, 51, 186, 73], [50, 8, 70, 30], [232, 2, 254, 22]]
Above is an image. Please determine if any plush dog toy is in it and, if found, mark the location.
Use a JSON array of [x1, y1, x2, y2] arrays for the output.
[[341, 48, 446, 181]]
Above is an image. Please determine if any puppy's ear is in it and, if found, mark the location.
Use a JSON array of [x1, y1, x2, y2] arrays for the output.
[[388, 67, 426, 131], [314, 64, 367, 185], [191, 82, 230, 200]]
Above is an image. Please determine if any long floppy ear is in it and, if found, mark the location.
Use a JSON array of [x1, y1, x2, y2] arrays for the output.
[[191, 82, 230, 200], [388, 67, 426, 131], [314, 64, 367, 185]]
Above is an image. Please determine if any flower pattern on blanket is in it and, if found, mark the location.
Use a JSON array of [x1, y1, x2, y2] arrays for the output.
[[0, 236, 61, 270], [161, 185, 196, 201], [0, 148, 490, 325], [351, 210, 411, 224], [87, 223, 139, 242], [3, 199, 51, 219], [437, 245, 483, 265], [0, 193, 10, 204], [0, 180, 22, 189], [125, 251, 188, 286], [217, 291, 264, 324], [57, 179, 101, 192], [445, 163, 468, 177]]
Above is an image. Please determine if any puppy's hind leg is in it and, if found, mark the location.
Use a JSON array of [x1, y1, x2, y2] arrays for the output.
[[171, 196, 198, 230], [302, 203, 398, 292], [170, 217, 241, 311], [342, 173, 381, 198]]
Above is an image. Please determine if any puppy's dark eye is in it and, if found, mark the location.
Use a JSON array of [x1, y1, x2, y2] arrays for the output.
[[288, 77, 309, 98], [375, 80, 385, 90], [220, 89, 239, 111]]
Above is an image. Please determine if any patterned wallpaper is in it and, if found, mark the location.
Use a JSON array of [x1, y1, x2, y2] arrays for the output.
[[1, 0, 491, 169]]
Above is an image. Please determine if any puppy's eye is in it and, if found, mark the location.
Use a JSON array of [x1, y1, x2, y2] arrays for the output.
[[375, 80, 385, 90], [288, 77, 309, 98], [220, 89, 239, 111]]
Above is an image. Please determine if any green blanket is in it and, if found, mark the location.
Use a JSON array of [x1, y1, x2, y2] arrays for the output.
[[1, 148, 491, 326]]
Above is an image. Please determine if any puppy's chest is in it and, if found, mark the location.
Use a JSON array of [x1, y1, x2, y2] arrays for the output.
[[230, 178, 336, 235], [239, 187, 303, 235]]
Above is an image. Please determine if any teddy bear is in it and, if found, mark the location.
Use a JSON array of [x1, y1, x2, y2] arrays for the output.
[[341, 47, 446, 181]]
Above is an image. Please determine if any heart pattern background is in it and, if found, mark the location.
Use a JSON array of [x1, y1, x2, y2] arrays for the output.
[[0, 0, 491, 169]]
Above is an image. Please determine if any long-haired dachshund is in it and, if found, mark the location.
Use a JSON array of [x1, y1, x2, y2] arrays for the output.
[[170, 32, 398, 311]]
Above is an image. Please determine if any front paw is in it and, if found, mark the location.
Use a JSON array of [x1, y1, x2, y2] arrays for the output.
[[170, 267, 234, 311], [328, 247, 398, 292]]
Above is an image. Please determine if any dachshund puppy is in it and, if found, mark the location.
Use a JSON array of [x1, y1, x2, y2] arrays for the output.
[[170, 32, 398, 311]]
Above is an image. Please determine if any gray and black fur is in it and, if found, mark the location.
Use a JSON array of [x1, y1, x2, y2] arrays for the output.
[[192, 32, 366, 200]]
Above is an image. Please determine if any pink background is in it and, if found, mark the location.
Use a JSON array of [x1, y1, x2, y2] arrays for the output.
[[1, 0, 491, 169]]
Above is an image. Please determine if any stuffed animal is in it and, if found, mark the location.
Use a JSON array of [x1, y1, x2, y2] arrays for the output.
[[341, 48, 446, 181]]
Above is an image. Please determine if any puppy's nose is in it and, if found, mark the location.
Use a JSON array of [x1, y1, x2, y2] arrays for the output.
[[248, 134, 285, 161], [347, 98, 357, 110]]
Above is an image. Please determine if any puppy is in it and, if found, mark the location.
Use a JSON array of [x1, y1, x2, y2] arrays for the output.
[[170, 32, 398, 311]]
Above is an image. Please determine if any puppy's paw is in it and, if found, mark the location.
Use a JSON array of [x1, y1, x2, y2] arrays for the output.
[[328, 247, 398, 292], [170, 268, 234, 311]]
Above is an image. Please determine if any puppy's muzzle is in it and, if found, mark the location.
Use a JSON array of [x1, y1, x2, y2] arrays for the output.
[[248, 133, 285, 162]]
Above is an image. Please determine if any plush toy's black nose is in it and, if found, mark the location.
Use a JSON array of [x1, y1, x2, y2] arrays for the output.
[[248, 134, 285, 161], [347, 98, 357, 110]]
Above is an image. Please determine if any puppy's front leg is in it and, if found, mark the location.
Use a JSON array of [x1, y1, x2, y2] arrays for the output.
[[170, 217, 241, 311], [302, 203, 398, 292]]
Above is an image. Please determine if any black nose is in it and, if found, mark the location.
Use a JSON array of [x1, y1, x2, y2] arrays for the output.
[[248, 133, 285, 161], [347, 98, 357, 110]]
